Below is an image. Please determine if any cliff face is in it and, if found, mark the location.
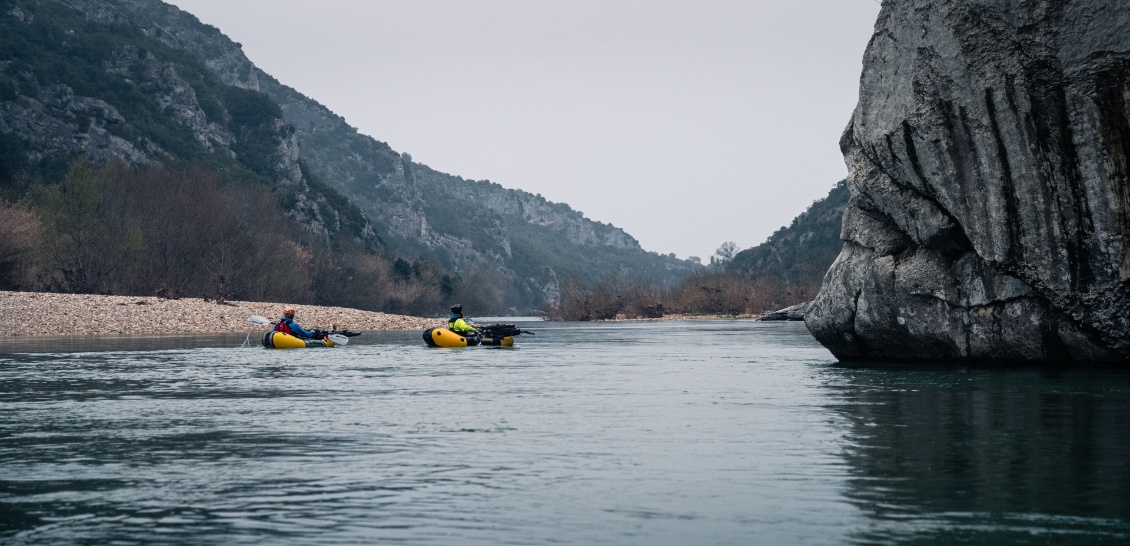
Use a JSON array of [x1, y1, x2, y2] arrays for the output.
[[806, 0, 1130, 362]]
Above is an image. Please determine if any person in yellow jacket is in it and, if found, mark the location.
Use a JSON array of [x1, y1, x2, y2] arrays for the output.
[[447, 304, 478, 335]]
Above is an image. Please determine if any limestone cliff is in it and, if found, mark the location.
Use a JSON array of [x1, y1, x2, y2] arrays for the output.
[[806, 0, 1130, 362]]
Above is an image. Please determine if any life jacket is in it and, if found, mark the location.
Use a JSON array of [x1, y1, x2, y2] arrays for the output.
[[448, 315, 475, 333], [275, 317, 294, 335]]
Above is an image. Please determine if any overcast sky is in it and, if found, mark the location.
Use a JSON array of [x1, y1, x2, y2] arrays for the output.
[[165, 0, 881, 260]]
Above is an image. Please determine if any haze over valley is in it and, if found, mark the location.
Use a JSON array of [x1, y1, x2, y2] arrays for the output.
[[163, 0, 883, 261]]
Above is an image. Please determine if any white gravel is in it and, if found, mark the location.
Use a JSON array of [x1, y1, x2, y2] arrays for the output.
[[0, 291, 440, 336]]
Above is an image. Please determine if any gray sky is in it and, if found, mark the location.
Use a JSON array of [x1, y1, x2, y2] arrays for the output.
[[165, 0, 881, 260]]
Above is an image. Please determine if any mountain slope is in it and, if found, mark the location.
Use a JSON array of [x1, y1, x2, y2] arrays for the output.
[[730, 179, 847, 290], [0, 0, 378, 249], [37, 0, 700, 311]]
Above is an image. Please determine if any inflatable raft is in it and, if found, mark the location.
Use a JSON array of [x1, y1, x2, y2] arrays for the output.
[[262, 331, 337, 348], [249, 315, 358, 349], [423, 324, 530, 347]]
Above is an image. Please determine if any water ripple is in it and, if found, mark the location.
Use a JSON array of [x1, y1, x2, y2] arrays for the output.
[[2, 321, 1129, 544]]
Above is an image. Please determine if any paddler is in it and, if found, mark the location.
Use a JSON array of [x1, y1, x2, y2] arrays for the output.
[[276, 306, 316, 339], [447, 304, 479, 335]]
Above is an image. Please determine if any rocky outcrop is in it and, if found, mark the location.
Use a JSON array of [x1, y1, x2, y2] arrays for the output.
[[100, 45, 234, 158], [58, 0, 265, 91], [0, 76, 149, 164], [806, 0, 1130, 363], [759, 302, 809, 322]]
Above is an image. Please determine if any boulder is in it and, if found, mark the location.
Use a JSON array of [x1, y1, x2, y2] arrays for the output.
[[806, 0, 1130, 363]]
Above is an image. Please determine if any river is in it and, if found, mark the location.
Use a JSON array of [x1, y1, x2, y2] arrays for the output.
[[1, 320, 1128, 544]]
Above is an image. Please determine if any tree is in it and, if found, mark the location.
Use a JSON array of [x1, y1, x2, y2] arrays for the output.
[[0, 200, 42, 289], [712, 241, 738, 268], [36, 158, 121, 292]]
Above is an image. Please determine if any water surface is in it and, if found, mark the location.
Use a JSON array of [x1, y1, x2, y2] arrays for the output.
[[1, 321, 1128, 544]]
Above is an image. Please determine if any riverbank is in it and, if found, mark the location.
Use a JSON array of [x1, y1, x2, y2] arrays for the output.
[[0, 291, 438, 337]]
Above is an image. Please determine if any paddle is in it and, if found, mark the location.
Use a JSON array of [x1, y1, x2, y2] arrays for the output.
[[249, 315, 349, 345]]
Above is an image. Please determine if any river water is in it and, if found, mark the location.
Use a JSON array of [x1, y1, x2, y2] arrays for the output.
[[1, 320, 1128, 545]]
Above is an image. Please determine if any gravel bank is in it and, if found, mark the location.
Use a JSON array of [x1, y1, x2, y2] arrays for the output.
[[0, 291, 439, 336]]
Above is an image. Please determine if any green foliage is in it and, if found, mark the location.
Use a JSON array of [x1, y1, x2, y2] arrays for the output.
[[392, 258, 412, 281], [0, 79, 17, 101], [34, 161, 120, 291], [300, 160, 381, 251], [0, 4, 200, 162], [39, 158, 104, 222], [0, 131, 30, 195], [223, 86, 288, 177], [0, 0, 293, 179], [0, 0, 385, 268], [222, 86, 284, 127], [730, 180, 848, 290]]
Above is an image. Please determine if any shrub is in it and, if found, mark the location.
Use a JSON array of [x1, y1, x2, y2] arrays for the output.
[[0, 199, 43, 289]]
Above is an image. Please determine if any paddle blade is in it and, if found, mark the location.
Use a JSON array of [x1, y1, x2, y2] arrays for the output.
[[249, 315, 272, 326], [327, 334, 349, 345]]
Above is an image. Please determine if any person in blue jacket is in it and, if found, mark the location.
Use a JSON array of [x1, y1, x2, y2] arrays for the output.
[[276, 306, 316, 339]]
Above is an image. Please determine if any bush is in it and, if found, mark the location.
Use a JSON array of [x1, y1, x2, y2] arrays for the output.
[[545, 268, 823, 321], [0, 199, 43, 289], [11, 159, 450, 314]]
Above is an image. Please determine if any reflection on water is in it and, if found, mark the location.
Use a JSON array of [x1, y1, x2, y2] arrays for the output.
[[824, 364, 1130, 545], [0, 321, 1127, 544], [0, 333, 254, 354]]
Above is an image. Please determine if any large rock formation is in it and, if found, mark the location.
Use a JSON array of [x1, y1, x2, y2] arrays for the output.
[[806, 0, 1129, 363]]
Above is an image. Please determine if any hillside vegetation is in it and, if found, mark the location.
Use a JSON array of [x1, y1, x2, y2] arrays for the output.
[[729, 179, 847, 294], [0, 0, 375, 246], [550, 181, 849, 319], [0, 0, 846, 318], [0, 159, 455, 315], [0, 0, 701, 314], [66, 0, 700, 311]]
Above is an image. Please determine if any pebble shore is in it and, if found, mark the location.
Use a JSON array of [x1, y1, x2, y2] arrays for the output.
[[0, 291, 439, 337]]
